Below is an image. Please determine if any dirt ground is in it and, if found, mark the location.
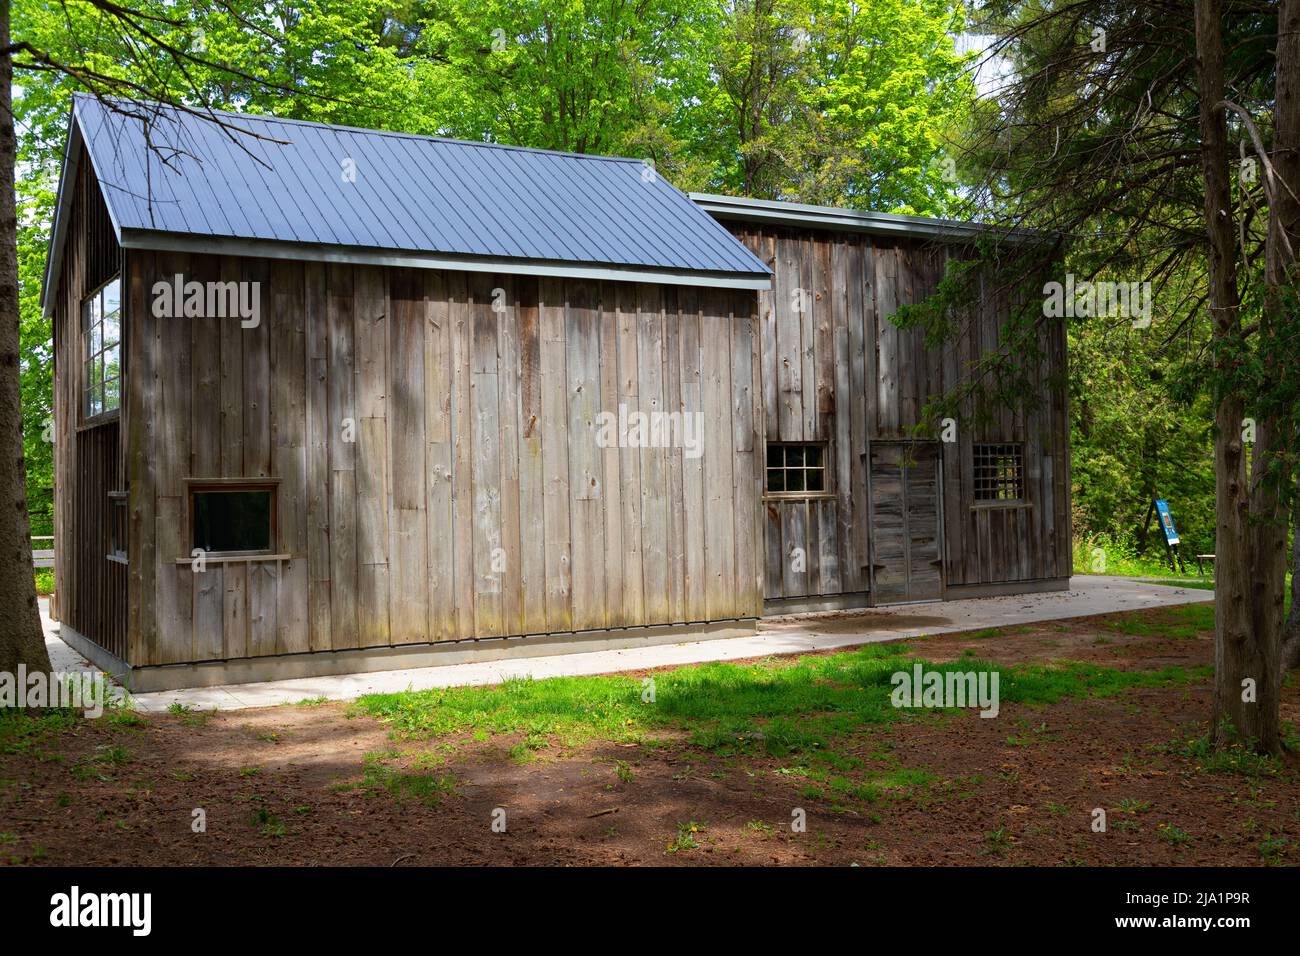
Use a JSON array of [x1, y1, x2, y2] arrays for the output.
[[2, 604, 1298, 866]]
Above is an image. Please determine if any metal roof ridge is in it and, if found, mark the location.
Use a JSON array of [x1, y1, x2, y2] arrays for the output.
[[73, 92, 647, 165]]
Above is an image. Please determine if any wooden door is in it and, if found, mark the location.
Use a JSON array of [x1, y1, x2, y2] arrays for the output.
[[868, 441, 943, 603]]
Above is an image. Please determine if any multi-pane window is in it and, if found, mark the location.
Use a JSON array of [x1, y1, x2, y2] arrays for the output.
[[83, 277, 121, 419], [765, 443, 827, 494], [190, 485, 276, 555], [973, 443, 1025, 502]]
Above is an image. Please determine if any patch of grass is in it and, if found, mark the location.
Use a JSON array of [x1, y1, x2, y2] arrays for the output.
[[102, 705, 146, 729], [355, 641, 1210, 771], [1073, 535, 1208, 580], [1156, 823, 1192, 847], [70, 744, 132, 781], [0, 707, 80, 756], [1157, 735, 1283, 778], [167, 703, 214, 727], [1258, 833, 1290, 865], [1150, 579, 1216, 591], [295, 696, 329, 707], [250, 807, 286, 838], [984, 828, 1013, 855], [666, 821, 705, 854], [358, 753, 458, 806], [1116, 797, 1152, 815], [34, 568, 54, 595]]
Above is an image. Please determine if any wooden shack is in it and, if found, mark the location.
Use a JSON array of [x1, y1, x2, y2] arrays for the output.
[[43, 97, 1070, 691], [694, 195, 1073, 611]]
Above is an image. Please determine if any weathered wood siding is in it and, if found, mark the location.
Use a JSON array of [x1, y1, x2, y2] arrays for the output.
[[732, 225, 1071, 603], [124, 257, 763, 665], [51, 148, 128, 658]]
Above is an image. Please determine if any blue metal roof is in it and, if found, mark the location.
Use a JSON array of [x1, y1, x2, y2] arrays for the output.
[[53, 94, 770, 296]]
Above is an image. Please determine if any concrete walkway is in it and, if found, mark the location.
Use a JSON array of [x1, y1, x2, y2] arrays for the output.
[[40, 575, 1213, 713]]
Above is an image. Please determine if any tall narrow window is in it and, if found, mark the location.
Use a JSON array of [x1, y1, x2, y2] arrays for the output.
[[109, 492, 128, 562], [83, 277, 121, 419], [973, 443, 1025, 502]]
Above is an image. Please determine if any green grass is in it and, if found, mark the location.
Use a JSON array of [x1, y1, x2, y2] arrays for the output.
[[69, 744, 132, 781], [349, 752, 459, 806], [1157, 733, 1286, 778], [1156, 823, 1193, 847], [250, 807, 286, 838], [355, 643, 1210, 766], [34, 569, 54, 596], [666, 821, 706, 853], [1073, 535, 1210, 580], [0, 707, 80, 757]]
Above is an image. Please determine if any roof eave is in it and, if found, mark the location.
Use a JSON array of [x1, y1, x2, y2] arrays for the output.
[[118, 229, 774, 291], [41, 97, 130, 318], [39, 112, 84, 319], [690, 192, 1050, 246]]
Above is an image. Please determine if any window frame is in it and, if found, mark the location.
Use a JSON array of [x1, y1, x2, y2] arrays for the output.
[[764, 441, 832, 499], [81, 275, 123, 425], [186, 479, 280, 558], [972, 442, 1028, 506], [108, 491, 129, 564]]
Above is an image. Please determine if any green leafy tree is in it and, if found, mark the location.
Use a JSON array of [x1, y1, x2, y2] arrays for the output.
[[685, 0, 974, 213]]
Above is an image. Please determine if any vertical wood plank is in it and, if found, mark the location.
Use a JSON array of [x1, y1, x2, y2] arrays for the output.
[[516, 278, 548, 633], [389, 268, 428, 644], [326, 263, 358, 649], [538, 277, 572, 632], [272, 259, 309, 654], [566, 279, 606, 631], [304, 260, 333, 650], [425, 271, 455, 639]]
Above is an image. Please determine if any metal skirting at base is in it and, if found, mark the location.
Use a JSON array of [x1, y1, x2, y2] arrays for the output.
[[942, 578, 1071, 600], [764, 591, 873, 615], [60, 619, 760, 693], [54, 621, 130, 682]]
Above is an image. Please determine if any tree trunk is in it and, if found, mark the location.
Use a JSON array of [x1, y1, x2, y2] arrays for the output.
[[1195, 0, 1282, 754], [1276, 0, 1300, 678], [1284, 490, 1300, 671], [0, 0, 54, 684]]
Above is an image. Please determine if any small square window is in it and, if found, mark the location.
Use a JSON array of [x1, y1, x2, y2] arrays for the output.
[[974, 443, 1025, 502], [190, 485, 277, 555], [765, 443, 828, 496]]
